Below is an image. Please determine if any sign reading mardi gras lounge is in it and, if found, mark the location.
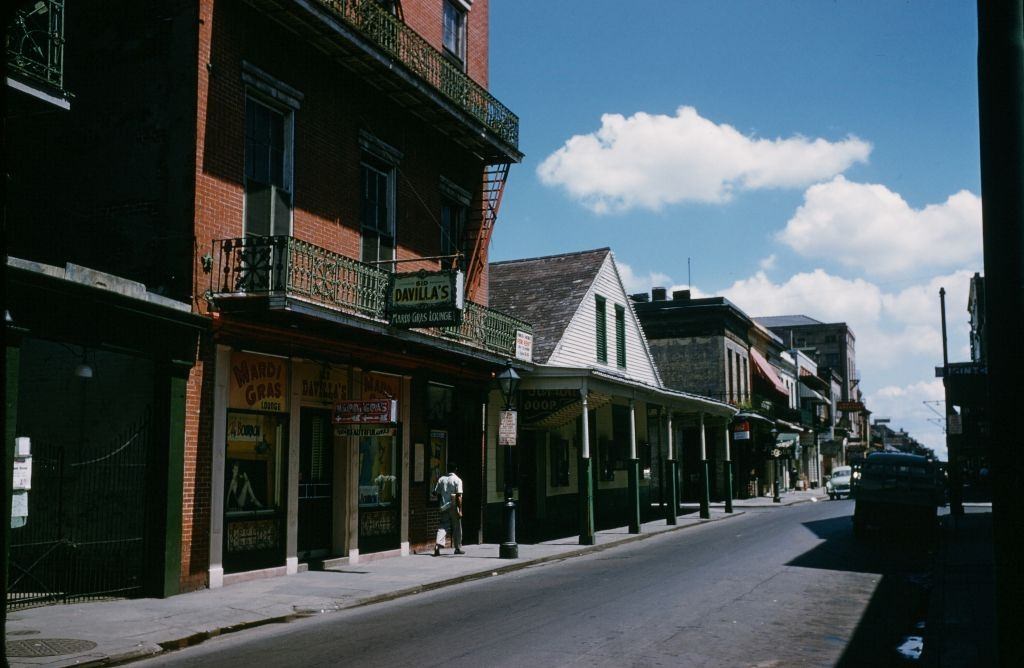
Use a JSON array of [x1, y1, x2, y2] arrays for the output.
[[387, 269, 464, 328], [229, 352, 289, 413]]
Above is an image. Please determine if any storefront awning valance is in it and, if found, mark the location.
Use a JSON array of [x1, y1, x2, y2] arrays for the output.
[[749, 348, 789, 398], [799, 369, 831, 393]]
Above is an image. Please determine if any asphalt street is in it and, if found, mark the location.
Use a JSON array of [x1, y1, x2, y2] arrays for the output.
[[140, 500, 934, 667]]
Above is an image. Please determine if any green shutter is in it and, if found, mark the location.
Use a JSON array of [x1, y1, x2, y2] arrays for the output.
[[596, 295, 607, 363], [615, 304, 626, 368]]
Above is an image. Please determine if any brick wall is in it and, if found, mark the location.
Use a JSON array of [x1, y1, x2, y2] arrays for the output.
[[402, 0, 489, 89], [649, 337, 727, 400]]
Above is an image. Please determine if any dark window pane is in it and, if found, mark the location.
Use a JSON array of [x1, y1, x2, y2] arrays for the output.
[[272, 186, 291, 236], [245, 182, 271, 237]]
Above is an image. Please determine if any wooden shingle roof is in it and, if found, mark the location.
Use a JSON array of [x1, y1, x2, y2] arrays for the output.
[[489, 248, 610, 364]]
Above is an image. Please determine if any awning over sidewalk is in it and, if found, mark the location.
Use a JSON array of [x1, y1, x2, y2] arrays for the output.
[[749, 347, 789, 397]]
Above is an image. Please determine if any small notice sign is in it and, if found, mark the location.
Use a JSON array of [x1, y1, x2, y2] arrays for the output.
[[515, 330, 533, 362], [948, 414, 963, 435], [12, 458, 32, 491], [499, 410, 518, 446]]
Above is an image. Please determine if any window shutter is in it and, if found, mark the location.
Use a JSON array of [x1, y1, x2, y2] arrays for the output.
[[596, 295, 607, 363], [615, 304, 626, 368]]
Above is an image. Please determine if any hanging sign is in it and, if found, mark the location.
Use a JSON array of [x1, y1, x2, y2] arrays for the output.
[[732, 421, 751, 440], [387, 270, 464, 328], [837, 401, 864, 412], [334, 399, 398, 425], [229, 352, 289, 413]]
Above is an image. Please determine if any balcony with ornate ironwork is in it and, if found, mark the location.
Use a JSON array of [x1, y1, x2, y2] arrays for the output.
[[6, 0, 70, 107], [245, 0, 520, 162], [208, 236, 533, 360]]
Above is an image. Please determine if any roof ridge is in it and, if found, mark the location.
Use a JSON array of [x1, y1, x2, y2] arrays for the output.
[[490, 247, 610, 266]]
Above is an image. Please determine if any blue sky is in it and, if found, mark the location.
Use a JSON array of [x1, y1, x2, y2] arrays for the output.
[[488, 1, 982, 458]]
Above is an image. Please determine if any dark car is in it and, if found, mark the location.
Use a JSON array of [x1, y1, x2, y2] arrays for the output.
[[852, 452, 944, 539]]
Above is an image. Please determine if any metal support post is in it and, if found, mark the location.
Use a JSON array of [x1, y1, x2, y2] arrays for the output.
[[628, 399, 640, 533], [699, 413, 710, 519], [723, 423, 734, 513], [665, 410, 677, 525], [578, 387, 595, 545]]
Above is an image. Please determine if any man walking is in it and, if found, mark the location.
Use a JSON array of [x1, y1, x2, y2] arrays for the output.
[[434, 462, 464, 556]]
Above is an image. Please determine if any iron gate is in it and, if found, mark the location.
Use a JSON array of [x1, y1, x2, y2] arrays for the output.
[[7, 411, 153, 610]]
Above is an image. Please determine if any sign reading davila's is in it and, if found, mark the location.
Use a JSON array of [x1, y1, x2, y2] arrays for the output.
[[387, 269, 464, 328]]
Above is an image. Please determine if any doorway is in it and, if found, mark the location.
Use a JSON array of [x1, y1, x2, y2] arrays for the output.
[[298, 408, 333, 560]]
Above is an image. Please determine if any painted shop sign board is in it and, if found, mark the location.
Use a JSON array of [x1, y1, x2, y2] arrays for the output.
[[836, 401, 865, 412], [732, 421, 751, 440], [229, 352, 289, 413], [387, 270, 464, 328]]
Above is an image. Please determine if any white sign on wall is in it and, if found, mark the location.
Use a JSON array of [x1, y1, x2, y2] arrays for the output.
[[499, 410, 518, 446], [515, 330, 533, 362]]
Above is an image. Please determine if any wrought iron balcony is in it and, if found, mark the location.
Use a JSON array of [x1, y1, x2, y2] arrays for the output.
[[317, 0, 518, 150], [6, 0, 67, 99], [209, 236, 532, 359]]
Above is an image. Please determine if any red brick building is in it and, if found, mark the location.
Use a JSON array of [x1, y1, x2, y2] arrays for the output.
[[5, 0, 527, 601]]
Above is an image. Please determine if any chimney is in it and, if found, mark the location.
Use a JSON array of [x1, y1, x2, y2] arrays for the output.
[[651, 287, 667, 301], [672, 289, 691, 301], [631, 293, 650, 303]]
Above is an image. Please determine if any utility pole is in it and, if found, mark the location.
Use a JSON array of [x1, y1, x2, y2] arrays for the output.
[[940, 288, 963, 516], [977, 2, 1024, 665]]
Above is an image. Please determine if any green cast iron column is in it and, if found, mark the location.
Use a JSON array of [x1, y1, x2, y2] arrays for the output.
[[698, 414, 710, 520], [627, 399, 640, 534], [723, 422, 734, 513], [161, 365, 189, 597], [665, 410, 677, 525], [578, 387, 595, 545]]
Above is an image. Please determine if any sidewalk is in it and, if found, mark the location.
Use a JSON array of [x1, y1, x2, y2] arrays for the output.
[[3, 489, 823, 667], [922, 504, 996, 667]]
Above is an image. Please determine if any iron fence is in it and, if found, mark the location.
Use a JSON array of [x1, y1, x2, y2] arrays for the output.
[[7, 411, 152, 610], [6, 0, 66, 93]]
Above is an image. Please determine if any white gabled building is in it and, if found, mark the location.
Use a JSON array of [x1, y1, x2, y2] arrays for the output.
[[486, 248, 735, 544]]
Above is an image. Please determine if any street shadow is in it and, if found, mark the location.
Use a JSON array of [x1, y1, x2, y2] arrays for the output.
[[786, 505, 940, 667]]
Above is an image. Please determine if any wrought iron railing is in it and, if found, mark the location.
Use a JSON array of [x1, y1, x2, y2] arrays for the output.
[[318, 0, 519, 149], [210, 236, 532, 358], [6, 0, 66, 94]]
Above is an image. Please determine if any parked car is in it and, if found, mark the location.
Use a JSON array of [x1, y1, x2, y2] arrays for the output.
[[852, 452, 943, 539], [825, 466, 853, 500]]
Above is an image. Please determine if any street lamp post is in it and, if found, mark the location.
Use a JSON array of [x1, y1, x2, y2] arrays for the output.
[[496, 361, 520, 559], [771, 427, 781, 503]]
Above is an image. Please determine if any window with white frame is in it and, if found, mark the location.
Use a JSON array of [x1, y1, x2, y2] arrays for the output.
[[359, 132, 401, 270], [244, 97, 291, 237], [440, 177, 470, 271], [442, 0, 467, 66], [241, 63, 300, 238], [360, 160, 395, 269]]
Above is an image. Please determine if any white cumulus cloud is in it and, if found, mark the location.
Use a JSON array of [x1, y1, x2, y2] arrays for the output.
[[777, 177, 982, 279], [616, 260, 673, 296], [537, 106, 871, 213]]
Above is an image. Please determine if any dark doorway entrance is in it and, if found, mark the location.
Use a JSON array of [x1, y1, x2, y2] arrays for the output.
[[298, 408, 333, 560]]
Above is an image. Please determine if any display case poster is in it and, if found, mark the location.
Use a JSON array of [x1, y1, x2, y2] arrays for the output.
[[429, 430, 446, 500]]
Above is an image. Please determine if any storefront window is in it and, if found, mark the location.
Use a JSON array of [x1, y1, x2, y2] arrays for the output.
[[224, 411, 287, 562], [358, 435, 396, 507]]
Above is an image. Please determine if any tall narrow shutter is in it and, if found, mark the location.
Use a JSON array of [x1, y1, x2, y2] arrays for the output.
[[615, 304, 626, 368], [596, 295, 607, 363]]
